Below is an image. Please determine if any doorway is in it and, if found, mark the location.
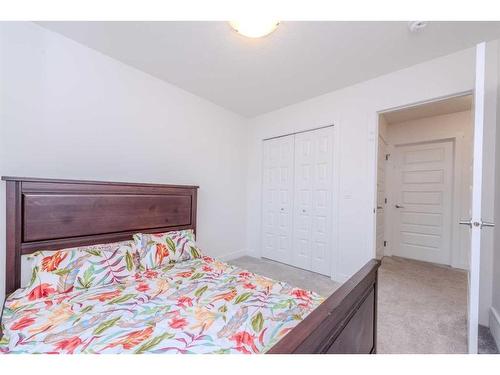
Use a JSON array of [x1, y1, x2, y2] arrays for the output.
[[376, 95, 473, 269], [375, 94, 473, 353]]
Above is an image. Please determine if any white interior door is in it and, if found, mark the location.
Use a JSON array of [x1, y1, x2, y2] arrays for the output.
[[392, 140, 454, 265], [376, 135, 388, 259], [292, 131, 315, 270], [292, 127, 333, 275], [262, 135, 294, 264], [465, 42, 489, 354]]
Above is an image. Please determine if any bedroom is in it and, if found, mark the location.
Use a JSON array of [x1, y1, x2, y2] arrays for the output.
[[1, 0, 500, 371]]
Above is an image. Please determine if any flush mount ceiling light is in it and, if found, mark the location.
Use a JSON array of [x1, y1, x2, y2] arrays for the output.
[[229, 20, 280, 38], [408, 21, 427, 33]]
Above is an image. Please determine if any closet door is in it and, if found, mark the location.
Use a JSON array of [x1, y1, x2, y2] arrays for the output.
[[293, 127, 333, 275], [262, 135, 294, 264], [292, 131, 315, 270]]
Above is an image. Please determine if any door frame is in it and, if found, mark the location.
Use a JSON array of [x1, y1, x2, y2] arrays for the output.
[[388, 138, 457, 266], [375, 133, 388, 260], [370, 90, 473, 264]]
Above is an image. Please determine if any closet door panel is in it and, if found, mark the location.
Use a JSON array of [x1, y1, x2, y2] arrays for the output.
[[262, 136, 294, 264], [262, 164, 277, 260], [311, 127, 333, 275], [293, 127, 333, 276], [293, 132, 315, 269]]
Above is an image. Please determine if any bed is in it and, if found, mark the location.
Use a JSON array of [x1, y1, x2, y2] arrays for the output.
[[0, 176, 380, 354]]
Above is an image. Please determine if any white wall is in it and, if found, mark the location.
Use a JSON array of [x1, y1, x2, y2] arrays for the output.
[[0, 22, 248, 306], [383, 110, 473, 269], [246, 43, 498, 326]]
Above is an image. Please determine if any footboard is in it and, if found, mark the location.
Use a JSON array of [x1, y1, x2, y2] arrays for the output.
[[267, 259, 380, 354]]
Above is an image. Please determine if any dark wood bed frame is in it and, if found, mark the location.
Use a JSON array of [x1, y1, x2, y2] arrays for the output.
[[1, 176, 380, 354]]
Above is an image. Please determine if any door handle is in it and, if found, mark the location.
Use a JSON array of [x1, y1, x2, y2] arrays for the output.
[[377, 206, 383, 209], [459, 219, 495, 228], [481, 221, 495, 228], [395, 204, 405, 209], [459, 219, 473, 227]]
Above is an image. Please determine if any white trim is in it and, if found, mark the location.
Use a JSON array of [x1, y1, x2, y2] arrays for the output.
[[378, 90, 474, 115], [489, 307, 500, 350], [262, 124, 334, 141], [257, 139, 265, 259], [384, 143, 395, 257], [218, 249, 247, 262], [375, 133, 388, 259], [331, 123, 341, 282], [369, 113, 380, 259]]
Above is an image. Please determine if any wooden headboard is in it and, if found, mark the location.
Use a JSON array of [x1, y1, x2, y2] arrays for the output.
[[2, 176, 198, 296]]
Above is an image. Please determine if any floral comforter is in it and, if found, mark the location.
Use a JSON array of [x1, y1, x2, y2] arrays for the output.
[[0, 256, 323, 354]]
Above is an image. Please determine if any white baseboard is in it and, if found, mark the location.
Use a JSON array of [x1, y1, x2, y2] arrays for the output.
[[218, 249, 247, 262], [451, 260, 468, 271], [490, 306, 500, 350]]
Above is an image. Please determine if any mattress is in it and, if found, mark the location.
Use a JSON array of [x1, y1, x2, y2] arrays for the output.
[[0, 256, 323, 354]]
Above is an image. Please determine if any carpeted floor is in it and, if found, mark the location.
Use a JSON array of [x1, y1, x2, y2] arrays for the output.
[[230, 256, 341, 297], [229, 255, 482, 354], [377, 256, 467, 353], [479, 325, 499, 354]]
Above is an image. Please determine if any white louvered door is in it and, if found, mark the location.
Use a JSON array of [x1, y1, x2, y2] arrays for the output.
[[262, 135, 295, 264]]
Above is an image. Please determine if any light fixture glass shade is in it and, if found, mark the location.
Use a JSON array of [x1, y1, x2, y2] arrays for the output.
[[229, 20, 279, 38]]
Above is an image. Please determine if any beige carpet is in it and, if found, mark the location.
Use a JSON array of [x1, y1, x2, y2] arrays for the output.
[[377, 256, 467, 353], [230, 255, 468, 354]]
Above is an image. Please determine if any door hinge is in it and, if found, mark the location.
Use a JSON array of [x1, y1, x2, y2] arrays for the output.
[[383, 240, 387, 247], [384, 198, 387, 204]]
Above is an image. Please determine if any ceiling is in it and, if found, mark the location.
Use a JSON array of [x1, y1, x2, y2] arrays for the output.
[[382, 94, 473, 124], [37, 21, 500, 117]]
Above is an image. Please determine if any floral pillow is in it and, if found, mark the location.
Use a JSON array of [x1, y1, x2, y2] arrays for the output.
[[133, 229, 202, 270], [17, 240, 139, 301]]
